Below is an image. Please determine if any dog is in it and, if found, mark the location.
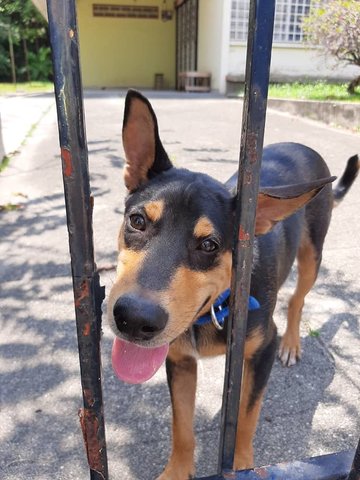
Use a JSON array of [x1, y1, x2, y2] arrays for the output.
[[108, 90, 359, 479]]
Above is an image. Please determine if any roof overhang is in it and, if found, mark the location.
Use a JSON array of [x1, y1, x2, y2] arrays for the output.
[[32, 0, 48, 20]]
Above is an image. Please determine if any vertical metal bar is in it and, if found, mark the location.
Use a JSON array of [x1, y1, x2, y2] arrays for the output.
[[346, 438, 360, 480], [46, 1, 108, 479], [218, 0, 275, 474]]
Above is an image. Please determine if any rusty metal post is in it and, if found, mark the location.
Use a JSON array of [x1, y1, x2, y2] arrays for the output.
[[218, 0, 275, 474], [46, 1, 108, 479]]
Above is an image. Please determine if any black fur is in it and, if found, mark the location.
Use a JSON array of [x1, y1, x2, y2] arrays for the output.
[[109, 90, 359, 478]]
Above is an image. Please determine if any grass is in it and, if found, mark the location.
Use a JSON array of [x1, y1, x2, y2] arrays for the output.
[[0, 202, 24, 213], [268, 81, 360, 102], [308, 328, 320, 338], [0, 81, 53, 95], [0, 155, 10, 173], [1, 80, 359, 102]]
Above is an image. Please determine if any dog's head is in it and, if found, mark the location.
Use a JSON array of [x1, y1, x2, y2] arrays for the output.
[[108, 90, 332, 383]]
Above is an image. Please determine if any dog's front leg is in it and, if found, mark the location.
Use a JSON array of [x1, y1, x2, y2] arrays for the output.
[[233, 360, 259, 470], [157, 351, 197, 480], [234, 328, 277, 470]]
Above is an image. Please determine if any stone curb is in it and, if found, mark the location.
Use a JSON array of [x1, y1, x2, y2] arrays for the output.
[[267, 98, 360, 131]]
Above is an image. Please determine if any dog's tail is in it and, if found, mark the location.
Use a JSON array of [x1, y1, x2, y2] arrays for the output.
[[333, 154, 359, 207]]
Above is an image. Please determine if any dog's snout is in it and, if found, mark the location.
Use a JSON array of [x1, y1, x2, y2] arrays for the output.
[[113, 294, 168, 341]]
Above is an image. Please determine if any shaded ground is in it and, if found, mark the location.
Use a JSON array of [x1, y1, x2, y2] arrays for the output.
[[0, 91, 359, 479]]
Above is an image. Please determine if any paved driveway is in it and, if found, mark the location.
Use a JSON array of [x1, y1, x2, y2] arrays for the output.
[[0, 91, 359, 479]]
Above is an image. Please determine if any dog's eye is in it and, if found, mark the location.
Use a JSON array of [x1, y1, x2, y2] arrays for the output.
[[129, 214, 146, 231], [199, 239, 219, 253]]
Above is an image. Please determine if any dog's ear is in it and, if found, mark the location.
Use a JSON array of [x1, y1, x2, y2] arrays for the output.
[[255, 176, 336, 235], [122, 89, 172, 192]]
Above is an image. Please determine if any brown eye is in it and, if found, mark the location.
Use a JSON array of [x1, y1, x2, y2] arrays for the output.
[[129, 214, 146, 231], [199, 239, 219, 253]]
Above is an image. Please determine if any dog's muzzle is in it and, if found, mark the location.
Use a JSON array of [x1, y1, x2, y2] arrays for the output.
[[113, 294, 168, 342]]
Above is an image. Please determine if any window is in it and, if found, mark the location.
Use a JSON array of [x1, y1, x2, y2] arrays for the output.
[[230, 0, 312, 43]]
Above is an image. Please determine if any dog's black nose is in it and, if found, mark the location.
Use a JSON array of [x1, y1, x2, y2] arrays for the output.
[[113, 294, 168, 341]]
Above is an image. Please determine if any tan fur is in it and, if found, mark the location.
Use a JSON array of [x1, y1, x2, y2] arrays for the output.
[[279, 230, 319, 366], [123, 98, 155, 191], [234, 361, 265, 470], [158, 327, 266, 479], [108, 248, 146, 328], [109, 243, 232, 347], [159, 252, 232, 342], [158, 347, 197, 480], [144, 200, 164, 223], [193, 216, 215, 238], [255, 190, 318, 235], [244, 327, 265, 360], [169, 336, 197, 362], [196, 325, 264, 359], [197, 325, 227, 357]]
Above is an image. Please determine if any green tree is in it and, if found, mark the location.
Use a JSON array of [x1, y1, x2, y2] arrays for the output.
[[303, 0, 360, 94], [0, 0, 51, 82]]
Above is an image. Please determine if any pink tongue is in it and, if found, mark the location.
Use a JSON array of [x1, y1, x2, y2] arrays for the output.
[[111, 337, 169, 384]]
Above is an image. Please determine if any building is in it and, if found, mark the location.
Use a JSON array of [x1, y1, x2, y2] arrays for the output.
[[35, 0, 358, 93]]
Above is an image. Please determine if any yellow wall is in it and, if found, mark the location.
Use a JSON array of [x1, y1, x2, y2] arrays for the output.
[[77, 0, 176, 88]]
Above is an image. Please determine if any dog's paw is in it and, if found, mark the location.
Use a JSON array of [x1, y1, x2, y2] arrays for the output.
[[156, 472, 193, 480], [156, 474, 193, 480], [278, 333, 301, 366], [233, 451, 254, 471], [155, 462, 194, 480]]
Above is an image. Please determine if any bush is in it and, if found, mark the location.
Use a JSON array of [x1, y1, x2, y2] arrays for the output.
[[303, 1, 360, 93], [27, 46, 52, 81], [0, 0, 51, 82]]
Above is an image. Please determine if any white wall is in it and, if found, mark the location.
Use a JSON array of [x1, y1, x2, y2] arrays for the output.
[[198, 0, 231, 93], [229, 43, 359, 82]]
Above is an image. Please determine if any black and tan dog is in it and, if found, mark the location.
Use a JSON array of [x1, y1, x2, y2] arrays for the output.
[[108, 90, 359, 479]]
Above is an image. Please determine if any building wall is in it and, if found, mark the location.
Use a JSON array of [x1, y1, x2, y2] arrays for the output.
[[229, 43, 359, 83], [197, 0, 222, 90], [77, 0, 176, 88]]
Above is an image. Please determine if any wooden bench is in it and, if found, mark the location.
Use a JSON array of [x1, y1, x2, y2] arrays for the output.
[[178, 71, 211, 92]]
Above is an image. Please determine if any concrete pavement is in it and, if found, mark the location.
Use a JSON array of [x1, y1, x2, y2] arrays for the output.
[[0, 90, 360, 480], [0, 93, 54, 159]]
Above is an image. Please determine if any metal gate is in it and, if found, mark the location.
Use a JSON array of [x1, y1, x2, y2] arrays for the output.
[[46, 0, 360, 479], [175, 0, 199, 89]]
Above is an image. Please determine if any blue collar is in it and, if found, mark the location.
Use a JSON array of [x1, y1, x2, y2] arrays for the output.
[[195, 288, 260, 328]]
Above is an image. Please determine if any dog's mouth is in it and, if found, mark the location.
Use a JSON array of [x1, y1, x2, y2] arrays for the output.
[[111, 295, 213, 385], [112, 337, 169, 384]]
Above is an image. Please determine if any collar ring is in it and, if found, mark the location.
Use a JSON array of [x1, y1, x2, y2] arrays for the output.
[[211, 304, 224, 331]]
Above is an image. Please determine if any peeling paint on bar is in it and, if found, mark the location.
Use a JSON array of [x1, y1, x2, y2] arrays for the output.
[[79, 408, 106, 478], [75, 279, 90, 307], [61, 147, 73, 177], [238, 226, 250, 242]]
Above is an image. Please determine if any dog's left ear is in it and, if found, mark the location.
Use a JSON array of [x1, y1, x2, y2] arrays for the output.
[[254, 176, 336, 235], [122, 89, 172, 192]]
